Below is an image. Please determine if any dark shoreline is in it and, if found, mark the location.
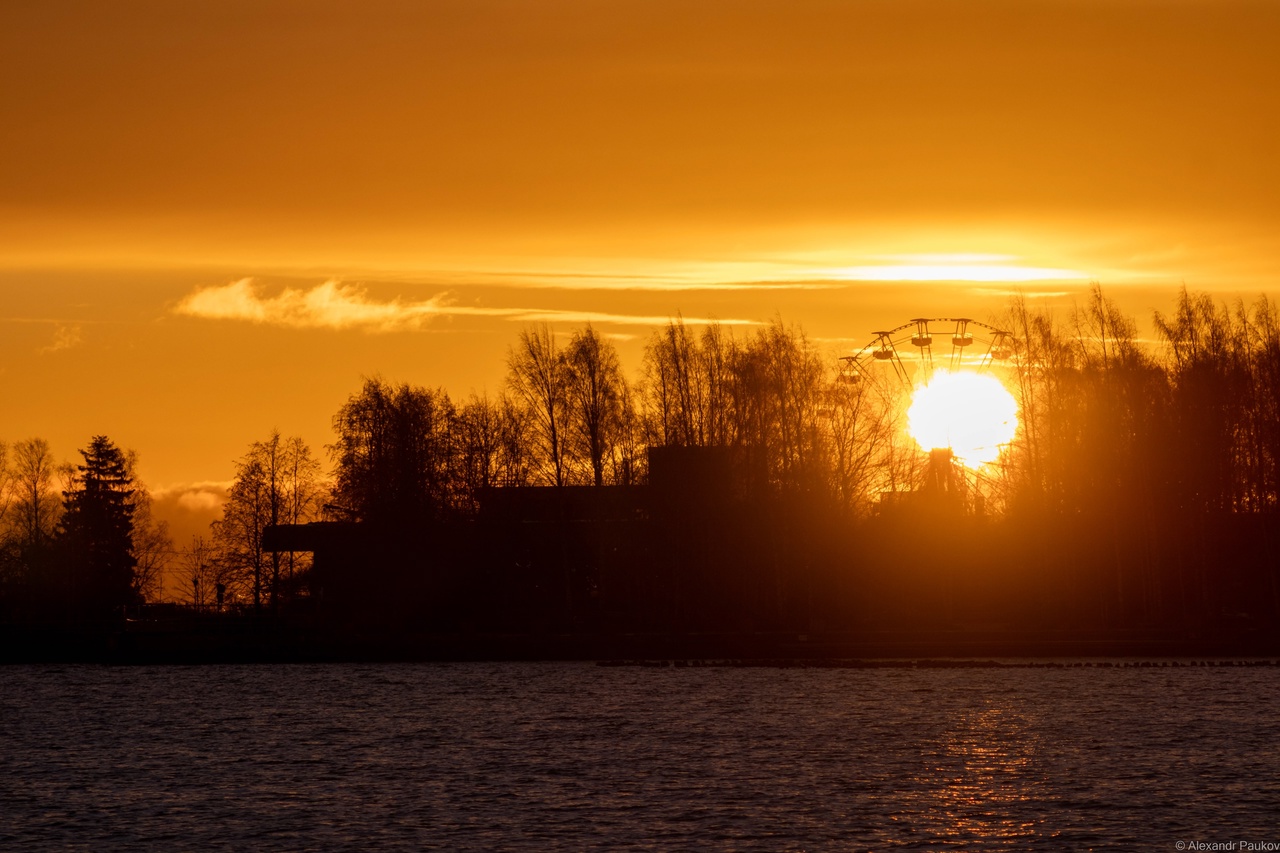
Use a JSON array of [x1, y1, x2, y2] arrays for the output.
[[5, 621, 1280, 665]]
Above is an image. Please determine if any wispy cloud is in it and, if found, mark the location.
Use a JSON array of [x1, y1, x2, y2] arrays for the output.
[[823, 265, 1090, 283], [499, 308, 755, 326], [870, 253, 1018, 264], [40, 323, 82, 353], [303, 264, 853, 292], [174, 279, 758, 330], [174, 279, 452, 332], [481, 272, 849, 292], [971, 288, 1074, 299]]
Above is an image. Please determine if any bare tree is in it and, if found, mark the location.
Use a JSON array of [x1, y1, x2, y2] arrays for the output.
[[278, 434, 323, 593], [496, 395, 533, 488], [507, 324, 569, 486], [212, 431, 322, 610], [455, 393, 531, 510], [0, 442, 13, 533], [179, 534, 219, 607], [611, 384, 645, 486], [640, 319, 736, 450], [455, 393, 503, 513], [212, 452, 269, 609], [11, 438, 64, 549], [123, 451, 173, 603], [823, 370, 898, 517], [641, 317, 705, 447], [564, 325, 626, 486]]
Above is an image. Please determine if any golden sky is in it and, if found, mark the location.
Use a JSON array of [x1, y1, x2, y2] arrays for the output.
[[2, 0, 1279, 539]]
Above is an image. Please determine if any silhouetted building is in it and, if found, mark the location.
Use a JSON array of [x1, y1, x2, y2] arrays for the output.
[[262, 446, 799, 634]]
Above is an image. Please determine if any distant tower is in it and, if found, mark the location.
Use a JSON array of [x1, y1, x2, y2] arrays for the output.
[[918, 447, 963, 512]]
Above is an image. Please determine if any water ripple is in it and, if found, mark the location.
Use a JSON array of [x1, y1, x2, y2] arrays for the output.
[[2, 663, 1278, 850]]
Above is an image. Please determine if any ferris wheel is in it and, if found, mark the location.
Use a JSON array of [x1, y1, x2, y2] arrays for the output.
[[839, 317, 1019, 511], [840, 317, 1013, 387]]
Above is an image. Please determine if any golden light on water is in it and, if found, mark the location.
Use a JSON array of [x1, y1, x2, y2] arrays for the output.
[[907, 371, 1018, 468]]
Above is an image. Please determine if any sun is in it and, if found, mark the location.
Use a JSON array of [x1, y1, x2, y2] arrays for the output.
[[906, 370, 1018, 468]]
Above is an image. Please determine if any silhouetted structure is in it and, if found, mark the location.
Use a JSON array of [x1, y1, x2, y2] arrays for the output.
[[262, 446, 836, 635]]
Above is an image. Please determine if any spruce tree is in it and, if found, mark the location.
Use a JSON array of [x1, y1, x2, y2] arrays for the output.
[[60, 435, 138, 613]]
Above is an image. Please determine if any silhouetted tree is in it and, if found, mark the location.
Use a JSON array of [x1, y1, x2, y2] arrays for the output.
[[120, 451, 173, 603], [640, 318, 737, 449], [276, 434, 324, 597], [0, 442, 13, 532], [612, 384, 646, 486], [507, 325, 569, 486], [0, 439, 69, 615], [755, 319, 827, 491], [494, 395, 534, 488], [1153, 288, 1280, 514], [212, 452, 269, 608], [998, 297, 1079, 514], [331, 379, 458, 523], [11, 438, 63, 550], [179, 534, 221, 607], [213, 431, 322, 610], [642, 317, 706, 447], [823, 367, 899, 517], [59, 436, 138, 613], [455, 393, 530, 513], [564, 325, 627, 486]]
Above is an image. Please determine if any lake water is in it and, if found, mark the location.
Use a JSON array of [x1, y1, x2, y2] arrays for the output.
[[2, 661, 1278, 850]]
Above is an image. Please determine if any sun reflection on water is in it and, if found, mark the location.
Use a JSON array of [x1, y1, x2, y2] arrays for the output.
[[897, 701, 1048, 845]]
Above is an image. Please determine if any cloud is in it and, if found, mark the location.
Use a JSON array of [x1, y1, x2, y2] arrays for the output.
[[40, 323, 82, 353], [482, 272, 850, 292], [972, 288, 1074, 299], [498, 309, 755, 326], [823, 265, 1090, 283], [176, 489, 226, 513], [174, 278, 453, 332], [175, 279, 760, 330], [151, 481, 231, 512], [148, 482, 232, 548]]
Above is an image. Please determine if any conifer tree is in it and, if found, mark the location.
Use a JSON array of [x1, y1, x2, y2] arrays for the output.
[[60, 435, 138, 612]]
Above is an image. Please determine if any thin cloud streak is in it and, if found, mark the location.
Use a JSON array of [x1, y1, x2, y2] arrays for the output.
[[507, 309, 755, 327], [482, 274, 848, 292], [825, 265, 1091, 283], [972, 288, 1074, 299], [174, 279, 758, 331], [365, 267, 850, 292]]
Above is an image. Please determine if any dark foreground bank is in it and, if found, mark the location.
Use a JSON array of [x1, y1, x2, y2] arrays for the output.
[[5, 615, 1280, 664]]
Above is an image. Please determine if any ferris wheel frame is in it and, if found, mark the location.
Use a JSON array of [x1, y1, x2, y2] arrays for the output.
[[840, 317, 1013, 387]]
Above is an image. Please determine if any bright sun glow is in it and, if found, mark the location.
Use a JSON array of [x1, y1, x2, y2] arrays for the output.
[[907, 371, 1018, 468]]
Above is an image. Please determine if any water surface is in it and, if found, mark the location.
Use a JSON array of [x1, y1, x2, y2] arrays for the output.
[[2, 662, 1278, 850]]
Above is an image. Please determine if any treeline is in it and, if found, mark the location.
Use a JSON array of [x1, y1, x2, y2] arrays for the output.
[[6, 285, 1280, 631], [0, 436, 171, 622], [970, 286, 1280, 629], [299, 285, 1280, 529], [185, 320, 852, 609], [998, 285, 1280, 518]]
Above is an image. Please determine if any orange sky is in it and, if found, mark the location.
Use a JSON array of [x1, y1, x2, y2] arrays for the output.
[[3, 0, 1279, 544]]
